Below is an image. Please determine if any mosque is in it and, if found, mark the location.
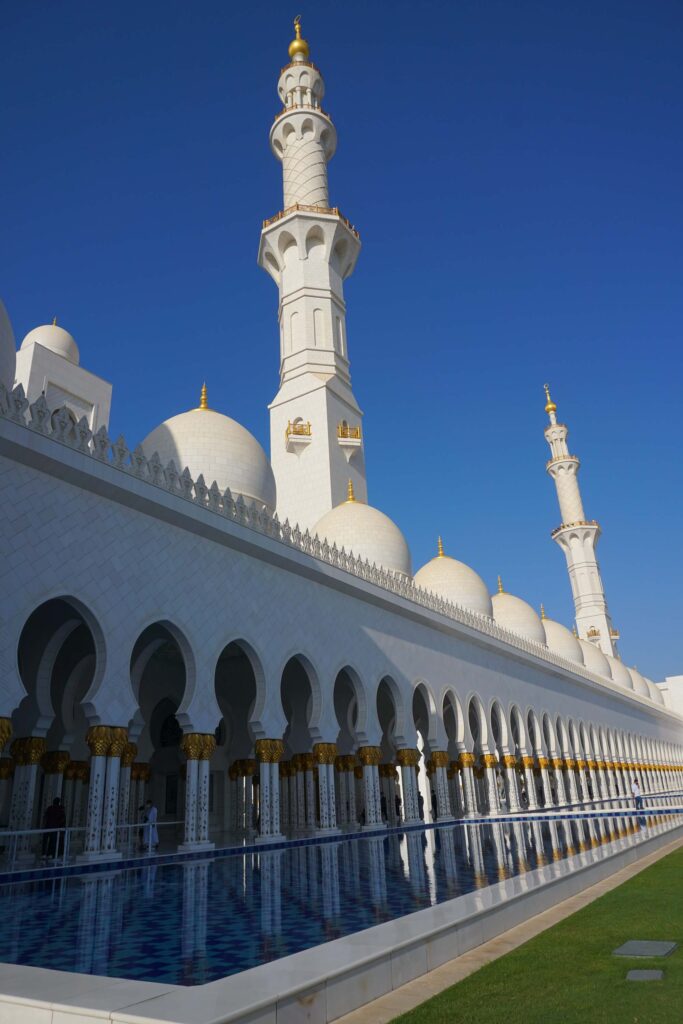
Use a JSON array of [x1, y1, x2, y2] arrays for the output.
[[0, 19, 681, 862]]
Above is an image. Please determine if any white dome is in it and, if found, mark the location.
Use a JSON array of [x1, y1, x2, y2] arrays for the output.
[[645, 677, 664, 705], [491, 590, 546, 645], [414, 547, 492, 618], [628, 667, 650, 698], [313, 489, 411, 577], [578, 638, 611, 677], [141, 398, 276, 512], [542, 618, 584, 664], [0, 300, 16, 391], [21, 322, 79, 365], [605, 655, 634, 690]]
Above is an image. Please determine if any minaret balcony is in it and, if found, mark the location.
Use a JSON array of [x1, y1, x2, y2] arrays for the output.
[[337, 421, 362, 462], [285, 419, 312, 454], [262, 203, 360, 240], [273, 103, 332, 123], [551, 519, 599, 539], [546, 453, 579, 469], [610, 626, 620, 641]]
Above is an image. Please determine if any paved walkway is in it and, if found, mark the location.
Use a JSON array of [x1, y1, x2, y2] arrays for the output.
[[335, 834, 683, 1024]]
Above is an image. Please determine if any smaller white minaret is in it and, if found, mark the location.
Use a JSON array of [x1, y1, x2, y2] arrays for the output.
[[543, 384, 618, 657]]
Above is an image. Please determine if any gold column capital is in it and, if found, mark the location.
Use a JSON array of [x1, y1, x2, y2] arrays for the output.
[[201, 734, 217, 760], [256, 739, 285, 763], [313, 742, 338, 765], [302, 752, 316, 771], [108, 727, 128, 757], [181, 733, 204, 760], [431, 750, 449, 769], [122, 742, 138, 767], [458, 752, 476, 768], [353, 765, 363, 779], [41, 750, 70, 774], [86, 726, 113, 757], [0, 757, 14, 780], [395, 748, 420, 768], [0, 717, 12, 752], [482, 753, 499, 768], [16, 737, 47, 765]]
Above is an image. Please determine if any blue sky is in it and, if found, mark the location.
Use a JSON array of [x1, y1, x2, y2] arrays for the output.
[[2, 1, 681, 679]]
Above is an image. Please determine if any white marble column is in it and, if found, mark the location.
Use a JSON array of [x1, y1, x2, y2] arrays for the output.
[[8, 736, 46, 860], [117, 743, 136, 846], [256, 740, 284, 843], [501, 753, 521, 813], [335, 759, 348, 826], [482, 754, 502, 815], [293, 755, 307, 832], [537, 755, 554, 808], [180, 734, 201, 849], [520, 754, 539, 811], [313, 743, 339, 833], [99, 727, 127, 856], [397, 749, 421, 823], [81, 727, 111, 859], [358, 747, 384, 829], [458, 753, 478, 817], [432, 752, 453, 820], [562, 757, 580, 806]]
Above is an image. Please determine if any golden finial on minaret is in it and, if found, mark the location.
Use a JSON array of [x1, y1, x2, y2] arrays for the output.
[[543, 383, 557, 415], [198, 382, 209, 411], [540, 603, 546, 620], [437, 536, 444, 558], [346, 478, 356, 503], [497, 575, 504, 594], [288, 15, 310, 60], [52, 316, 57, 326]]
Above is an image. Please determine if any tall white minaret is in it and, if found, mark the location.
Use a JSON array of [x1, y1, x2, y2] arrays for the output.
[[258, 18, 367, 530], [543, 384, 618, 657]]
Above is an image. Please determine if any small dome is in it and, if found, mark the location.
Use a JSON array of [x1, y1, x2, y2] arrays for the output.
[[542, 618, 584, 664], [141, 389, 276, 512], [21, 322, 79, 365], [0, 299, 16, 390], [313, 483, 411, 577], [578, 638, 611, 677], [605, 655, 634, 690], [491, 588, 546, 645], [628, 667, 650, 698], [644, 678, 664, 705], [414, 542, 492, 618]]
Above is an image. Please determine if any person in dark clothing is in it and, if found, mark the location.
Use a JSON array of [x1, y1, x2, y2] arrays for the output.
[[42, 797, 66, 859], [431, 790, 438, 821]]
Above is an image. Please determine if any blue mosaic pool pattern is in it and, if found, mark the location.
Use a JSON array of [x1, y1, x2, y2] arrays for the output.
[[0, 812, 679, 986]]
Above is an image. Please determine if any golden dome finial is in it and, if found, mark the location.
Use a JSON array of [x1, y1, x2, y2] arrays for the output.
[[437, 536, 444, 558], [198, 382, 209, 411], [497, 575, 504, 594], [543, 382, 557, 415], [288, 15, 310, 60], [346, 478, 355, 503], [540, 603, 546, 620], [52, 316, 57, 326]]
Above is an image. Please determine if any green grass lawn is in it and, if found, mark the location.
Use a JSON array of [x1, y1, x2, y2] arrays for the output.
[[392, 845, 683, 1024]]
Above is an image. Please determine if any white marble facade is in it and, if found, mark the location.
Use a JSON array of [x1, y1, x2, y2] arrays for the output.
[[0, 20, 681, 860]]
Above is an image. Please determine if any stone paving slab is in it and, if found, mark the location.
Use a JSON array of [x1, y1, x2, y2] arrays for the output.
[[626, 969, 664, 981], [613, 940, 677, 958]]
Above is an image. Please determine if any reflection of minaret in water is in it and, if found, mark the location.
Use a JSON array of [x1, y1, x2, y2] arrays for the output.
[[260, 18, 367, 529], [543, 385, 618, 657]]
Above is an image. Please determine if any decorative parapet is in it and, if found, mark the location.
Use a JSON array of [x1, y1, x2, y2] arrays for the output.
[[0, 379, 667, 715]]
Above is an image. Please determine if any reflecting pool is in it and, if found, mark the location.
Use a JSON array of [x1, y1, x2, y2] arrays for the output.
[[0, 813, 678, 986]]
